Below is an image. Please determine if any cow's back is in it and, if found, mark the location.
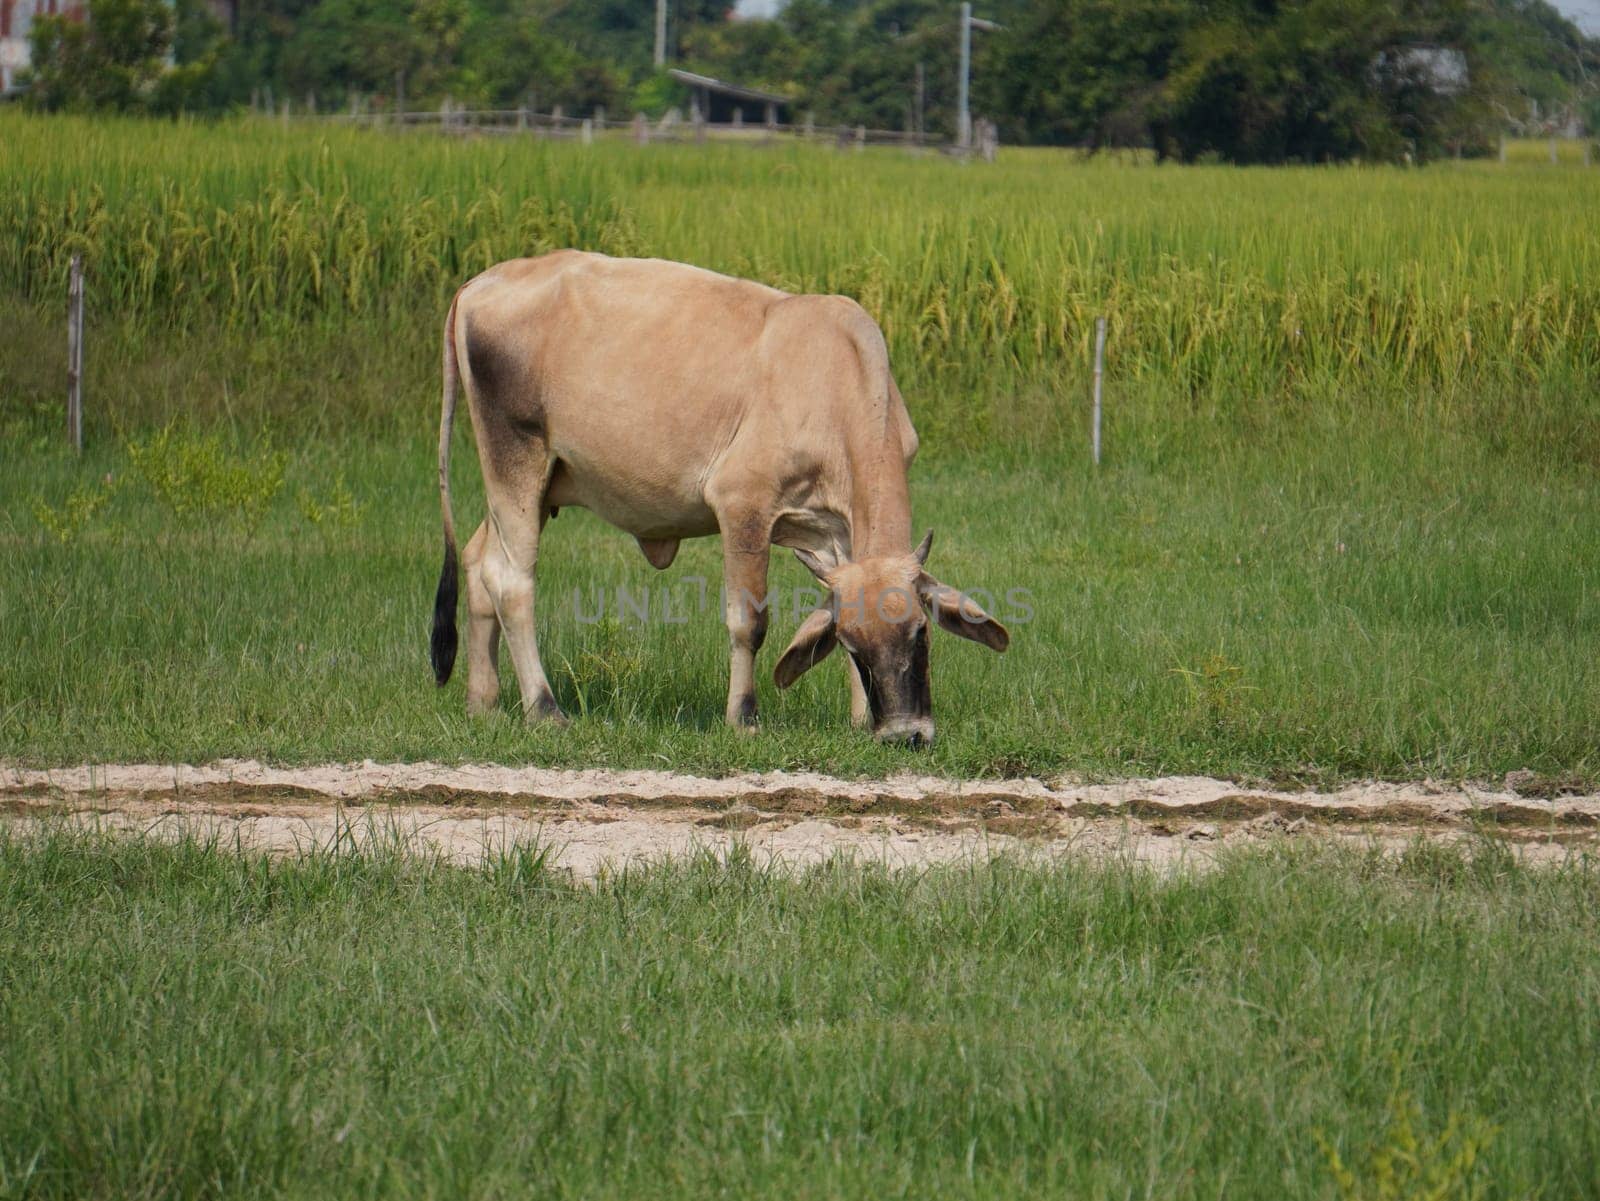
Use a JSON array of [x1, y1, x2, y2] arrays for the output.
[[455, 253, 791, 536], [453, 251, 910, 542]]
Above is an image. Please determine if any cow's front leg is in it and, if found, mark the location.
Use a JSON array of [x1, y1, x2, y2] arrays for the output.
[[720, 541, 771, 729]]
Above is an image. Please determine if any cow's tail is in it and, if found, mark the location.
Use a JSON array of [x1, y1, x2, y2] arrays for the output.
[[431, 291, 463, 686]]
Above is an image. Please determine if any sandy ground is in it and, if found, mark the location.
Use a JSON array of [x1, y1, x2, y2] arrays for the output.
[[3, 760, 1597, 879]]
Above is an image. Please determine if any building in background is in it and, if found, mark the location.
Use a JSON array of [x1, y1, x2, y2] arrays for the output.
[[668, 68, 793, 126], [1, 0, 85, 94], [1, 0, 232, 94]]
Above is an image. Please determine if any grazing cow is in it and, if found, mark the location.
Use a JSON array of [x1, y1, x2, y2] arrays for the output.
[[430, 251, 1008, 746]]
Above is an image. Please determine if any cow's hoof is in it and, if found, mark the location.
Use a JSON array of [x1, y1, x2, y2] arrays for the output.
[[466, 693, 500, 717], [726, 695, 759, 732], [524, 692, 569, 726]]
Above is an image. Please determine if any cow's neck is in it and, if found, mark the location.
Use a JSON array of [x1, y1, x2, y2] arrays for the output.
[[845, 430, 912, 559]]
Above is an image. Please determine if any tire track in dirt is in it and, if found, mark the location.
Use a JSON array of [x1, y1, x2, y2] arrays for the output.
[[3, 760, 1596, 878]]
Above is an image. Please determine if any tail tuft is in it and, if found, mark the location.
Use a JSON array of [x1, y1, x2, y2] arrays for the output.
[[433, 288, 463, 688], [430, 539, 459, 685]]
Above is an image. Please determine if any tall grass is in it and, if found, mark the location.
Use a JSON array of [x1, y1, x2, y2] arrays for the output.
[[5, 113, 1599, 449], [2, 830, 1597, 1199]]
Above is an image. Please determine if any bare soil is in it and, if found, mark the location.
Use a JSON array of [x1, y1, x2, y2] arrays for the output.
[[4, 760, 1596, 878]]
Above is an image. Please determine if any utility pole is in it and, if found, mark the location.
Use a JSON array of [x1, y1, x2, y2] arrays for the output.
[[957, 2, 971, 150], [915, 60, 925, 144], [956, 5, 1001, 151], [654, 0, 667, 68]]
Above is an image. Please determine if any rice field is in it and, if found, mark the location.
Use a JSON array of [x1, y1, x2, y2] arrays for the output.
[[4, 114, 1599, 448]]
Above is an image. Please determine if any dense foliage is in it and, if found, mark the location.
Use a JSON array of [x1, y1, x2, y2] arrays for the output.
[[23, 0, 220, 113], [16, 0, 1600, 161]]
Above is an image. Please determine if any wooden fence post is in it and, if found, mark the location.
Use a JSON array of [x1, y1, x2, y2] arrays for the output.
[[581, 117, 593, 145], [633, 112, 648, 145], [1091, 316, 1106, 467], [855, 124, 866, 152], [67, 254, 84, 454]]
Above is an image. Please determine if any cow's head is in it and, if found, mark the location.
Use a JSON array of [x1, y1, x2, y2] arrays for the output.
[[773, 530, 1008, 747]]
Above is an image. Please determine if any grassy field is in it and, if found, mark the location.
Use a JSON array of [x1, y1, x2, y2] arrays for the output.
[[1, 829, 1597, 1199], [5, 427, 1599, 780], [2, 114, 1598, 780]]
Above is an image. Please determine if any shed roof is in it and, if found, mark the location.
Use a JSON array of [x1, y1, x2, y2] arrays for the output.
[[667, 68, 794, 107]]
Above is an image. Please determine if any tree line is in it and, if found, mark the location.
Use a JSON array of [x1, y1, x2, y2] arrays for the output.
[[20, 0, 1600, 163]]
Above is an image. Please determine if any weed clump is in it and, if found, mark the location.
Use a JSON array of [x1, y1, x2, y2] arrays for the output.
[[125, 421, 285, 525]]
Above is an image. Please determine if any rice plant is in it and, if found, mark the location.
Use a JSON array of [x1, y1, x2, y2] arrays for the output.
[[5, 112, 1598, 446]]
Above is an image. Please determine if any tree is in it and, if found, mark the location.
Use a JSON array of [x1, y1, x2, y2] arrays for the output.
[[985, 0, 1523, 163], [983, 1, 1189, 149], [1160, 0, 1488, 163], [26, 0, 173, 110]]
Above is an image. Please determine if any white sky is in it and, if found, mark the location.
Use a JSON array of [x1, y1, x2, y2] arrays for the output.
[[1555, 0, 1600, 33], [734, 0, 1600, 34]]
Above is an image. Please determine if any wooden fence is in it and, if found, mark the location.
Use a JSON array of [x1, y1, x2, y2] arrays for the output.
[[275, 98, 1000, 159]]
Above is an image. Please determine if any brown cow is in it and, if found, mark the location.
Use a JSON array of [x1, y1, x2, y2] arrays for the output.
[[430, 251, 1008, 746]]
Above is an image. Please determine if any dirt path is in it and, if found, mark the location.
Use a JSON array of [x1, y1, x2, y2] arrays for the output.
[[4, 760, 1596, 878]]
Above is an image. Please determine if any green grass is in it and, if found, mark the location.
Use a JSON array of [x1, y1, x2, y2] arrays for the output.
[[2, 113, 1598, 780], [1, 830, 1596, 1198], [4, 410, 1598, 779]]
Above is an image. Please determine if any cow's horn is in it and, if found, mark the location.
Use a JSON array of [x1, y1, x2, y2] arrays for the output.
[[913, 529, 933, 565], [794, 547, 831, 579]]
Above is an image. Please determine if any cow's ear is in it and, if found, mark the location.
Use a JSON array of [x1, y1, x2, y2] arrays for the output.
[[774, 607, 839, 688], [917, 574, 1009, 653]]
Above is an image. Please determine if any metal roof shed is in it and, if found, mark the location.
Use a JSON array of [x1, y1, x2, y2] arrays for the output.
[[667, 68, 794, 126]]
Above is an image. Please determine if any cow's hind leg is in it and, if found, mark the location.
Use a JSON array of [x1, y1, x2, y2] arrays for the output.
[[479, 452, 565, 724], [461, 522, 501, 715]]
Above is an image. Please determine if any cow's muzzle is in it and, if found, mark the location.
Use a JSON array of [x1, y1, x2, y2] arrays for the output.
[[875, 716, 935, 749]]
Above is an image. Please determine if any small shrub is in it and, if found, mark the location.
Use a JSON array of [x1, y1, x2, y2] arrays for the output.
[[1173, 651, 1256, 731], [563, 616, 648, 718], [31, 474, 117, 543], [296, 473, 364, 528], [125, 422, 285, 524], [1318, 1068, 1497, 1201]]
